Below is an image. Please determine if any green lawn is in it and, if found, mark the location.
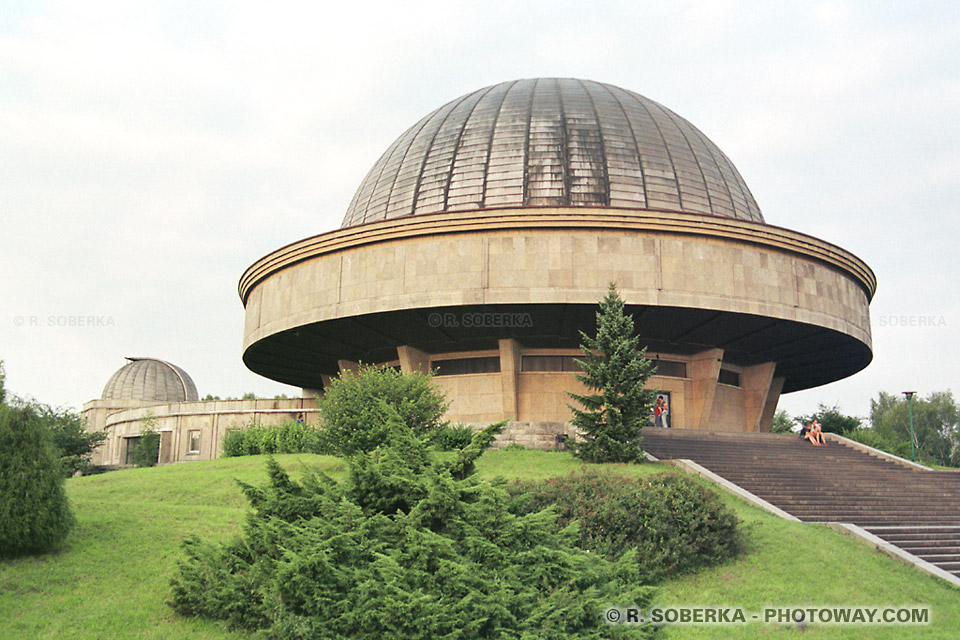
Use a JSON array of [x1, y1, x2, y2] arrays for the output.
[[1, 451, 957, 639]]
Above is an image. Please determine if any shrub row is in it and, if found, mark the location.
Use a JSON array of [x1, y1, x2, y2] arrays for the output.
[[222, 419, 476, 457], [843, 427, 913, 460], [221, 420, 326, 457], [509, 469, 743, 583]]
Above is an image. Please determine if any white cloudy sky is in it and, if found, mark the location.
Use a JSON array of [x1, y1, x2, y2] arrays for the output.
[[2, 0, 958, 422]]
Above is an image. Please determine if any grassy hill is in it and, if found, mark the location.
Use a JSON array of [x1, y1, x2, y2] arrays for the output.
[[1, 450, 957, 639]]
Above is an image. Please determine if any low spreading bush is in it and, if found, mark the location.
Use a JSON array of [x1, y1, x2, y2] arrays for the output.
[[221, 420, 326, 457], [0, 405, 75, 557], [509, 469, 742, 582], [424, 422, 475, 451], [170, 416, 655, 639]]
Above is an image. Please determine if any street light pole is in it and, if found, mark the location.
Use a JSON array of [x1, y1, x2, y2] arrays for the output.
[[903, 391, 917, 462]]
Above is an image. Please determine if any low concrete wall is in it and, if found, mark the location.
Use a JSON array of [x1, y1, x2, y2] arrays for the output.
[[473, 420, 576, 450]]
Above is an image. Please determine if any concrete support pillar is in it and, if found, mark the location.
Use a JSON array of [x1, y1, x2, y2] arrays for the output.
[[159, 431, 173, 464], [741, 362, 777, 432], [687, 348, 723, 430], [397, 345, 431, 374], [758, 376, 786, 433], [499, 338, 522, 421], [118, 437, 129, 466], [337, 360, 359, 376]]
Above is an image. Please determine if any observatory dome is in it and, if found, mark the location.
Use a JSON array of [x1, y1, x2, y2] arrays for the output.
[[342, 77, 763, 228], [101, 357, 199, 403]]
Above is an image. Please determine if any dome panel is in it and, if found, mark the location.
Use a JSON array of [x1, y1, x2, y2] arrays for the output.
[[101, 357, 199, 402], [342, 78, 763, 228]]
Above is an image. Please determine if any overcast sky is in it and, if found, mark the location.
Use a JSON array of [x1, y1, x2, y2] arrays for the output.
[[2, 0, 957, 422]]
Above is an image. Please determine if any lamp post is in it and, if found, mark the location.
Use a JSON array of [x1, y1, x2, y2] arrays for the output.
[[903, 391, 917, 462]]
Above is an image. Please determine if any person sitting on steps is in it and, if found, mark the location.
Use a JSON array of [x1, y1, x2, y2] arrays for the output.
[[801, 419, 825, 446], [810, 419, 826, 446]]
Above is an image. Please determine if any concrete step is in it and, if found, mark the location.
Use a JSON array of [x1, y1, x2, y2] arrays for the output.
[[869, 532, 960, 543], [865, 526, 960, 534], [900, 547, 960, 556], [914, 554, 960, 563]]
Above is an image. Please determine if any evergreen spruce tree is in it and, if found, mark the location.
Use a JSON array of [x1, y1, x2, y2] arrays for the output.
[[567, 283, 656, 463], [0, 405, 75, 557]]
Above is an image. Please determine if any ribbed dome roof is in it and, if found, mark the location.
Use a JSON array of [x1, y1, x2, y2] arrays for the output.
[[342, 78, 763, 228], [101, 357, 199, 402]]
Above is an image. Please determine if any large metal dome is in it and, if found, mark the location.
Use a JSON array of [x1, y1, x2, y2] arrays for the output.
[[101, 357, 199, 402], [342, 78, 763, 228]]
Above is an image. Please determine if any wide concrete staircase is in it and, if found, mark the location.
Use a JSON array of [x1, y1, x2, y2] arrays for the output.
[[641, 428, 960, 579]]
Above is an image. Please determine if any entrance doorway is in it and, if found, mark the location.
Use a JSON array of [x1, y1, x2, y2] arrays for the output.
[[123, 436, 142, 465], [653, 392, 672, 428]]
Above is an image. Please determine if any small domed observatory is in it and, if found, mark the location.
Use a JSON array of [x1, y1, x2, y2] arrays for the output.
[[239, 78, 875, 432], [83, 356, 316, 465], [83, 357, 199, 464]]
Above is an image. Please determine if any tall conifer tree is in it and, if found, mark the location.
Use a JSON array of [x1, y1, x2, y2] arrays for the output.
[[0, 405, 75, 556], [567, 283, 656, 463]]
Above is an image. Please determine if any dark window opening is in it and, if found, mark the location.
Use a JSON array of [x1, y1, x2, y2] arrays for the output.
[[652, 360, 687, 378], [521, 355, 581, 372], [188, 431, 201, 454], [718, 368, 741, 387], [432, 357, 501, 376]]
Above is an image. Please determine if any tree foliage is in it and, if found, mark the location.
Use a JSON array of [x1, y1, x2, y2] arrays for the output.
[[0, 405, 75, 557], [132, 413, 161, 468], [317, 366, 449, 456], [567, 284, 656, 463], [2, 395, 106, 476], [169, 415, 655, 639], [770, 410, 795, 434], [870, 391, 959, 466], [796, 403, 863, 436]]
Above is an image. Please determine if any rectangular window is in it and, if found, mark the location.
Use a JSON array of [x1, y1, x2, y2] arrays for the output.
[[718, 368, 741, 387], [521, 355, 580, 372], [652, 360, 687, 378], [188, 430, 201, 454], [432, 357, 501, 376]]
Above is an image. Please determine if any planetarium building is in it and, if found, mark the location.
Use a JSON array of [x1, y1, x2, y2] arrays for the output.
[[239, 78, 875, 434]]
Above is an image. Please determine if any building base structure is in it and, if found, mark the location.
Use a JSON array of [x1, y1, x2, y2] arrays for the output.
[[241, 208, 874, 433]]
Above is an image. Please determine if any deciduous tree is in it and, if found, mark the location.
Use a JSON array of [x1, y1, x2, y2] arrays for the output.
[[871, 391, 959, 466]]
